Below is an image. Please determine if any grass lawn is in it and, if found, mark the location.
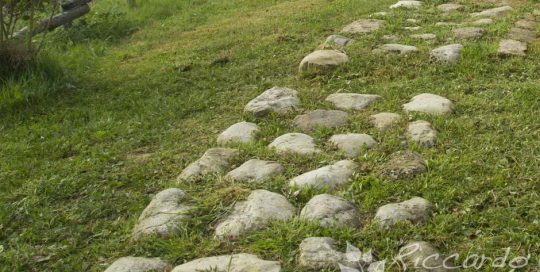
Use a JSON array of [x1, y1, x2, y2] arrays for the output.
[[0, 0, 539, 270]]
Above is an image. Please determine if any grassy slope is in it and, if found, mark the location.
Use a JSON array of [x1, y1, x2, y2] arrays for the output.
[[1, 0, 539, 270]]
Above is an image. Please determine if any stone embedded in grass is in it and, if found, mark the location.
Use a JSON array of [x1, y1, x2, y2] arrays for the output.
[[177, 148, 238, 182], [373, 44, 419, 55], [404, 26, 422, 31], [298, 237, 372, 270], [399, 241, 458, 271], [299, 50, 349, 74], [293, 109, 349, 132], [471, 6, 513, 18], [217, 121, 259, 145], [171, 253, 281, 272], [269, 133, 321, 155], [131, 188, 192, 240], [379, 150, 427, 180], [452, 27, 485, 39], [508, 27, 536, 43], [406, 18, 419, 24], [225, 159, 284, 183], [406, 120, 437, 147], [410, 33, 437, 41], [390, 0, 422, 9], [515, 19, 536, 30], [435, 22, 457, 27], [374, 197, 433, 228], [324, 35, 353, 48], [289, 160, 357, 189], [300, 194, 361, 228], [498, 39, 527, 57], [403, 93, 455, 115], [214, 189, 295, 239], [342, 19, 385, 34], [430, 44, 463, 64], [329, 134, 377, 158], [244, 86, 300, 117], [437, 3, 463, 12], [325, 93, 382, 111], [370, 112, 402, 131], [471, 18, 493, 25], [105, 257, 171, 272]]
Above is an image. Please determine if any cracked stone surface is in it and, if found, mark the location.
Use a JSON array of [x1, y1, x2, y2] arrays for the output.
[[390, 0, 422, 9], [294, 109, 349, 132], [323, 35, 353, 48], [329, 134, 377, 158], [410, 33, 437, 40], [342, 19, 384, 34], [437, 3, 463, 12], [244, 86, 300, 117], [498, 39, 527, 57], [326, 93, 382, 111], [471, 18, 493, 25], [370, 112, 402, 131], [225, 159, 284, 183], [399, 241, 458, 271], [105, 257, 171, 272], [289, 160, 357, 189], [453, 27, 485, 39], [215, 190, 295, 239], [172, 254, 282, 272], [471, 6, 513, 18], [508, 27, 536, 43], [177, 148, 238, 182], [217, 121, 259, 145], [403, 93, 455, 115], [374, 197, 433, 228], [299, 50, 349, 74], [379, 150, 427, 180], [131, 189, 192, 240], [269, 133, 321, 155], [300, 194, 361, 228], [373, 44, 419, 55], [430, 44, 463, 64], [298, 237, 373, 270], [407, 120, 437, 147]]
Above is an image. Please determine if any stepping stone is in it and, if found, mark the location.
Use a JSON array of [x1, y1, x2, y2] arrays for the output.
[[379, 150, 426, 180], [370, 112, 402, 131], [406, 120, 437, 147], [329, 134, 377, 158], [269, 133, 320, 155], [225, 159, 284, 183], [471, 18, 493, 25], [325, 93, 382, 111], [131, 189, 192, 240], [390, 0, 422, 9], [217, 121, 259, 145], [177, 148, 238, 182], [323, 35, 353, 48], [410, 33, 437, 41], [452, 27, 485, 39], [399, 241, 458, 271], [300, 194, 361, 228], [298, 237, 373, 270], [498, 39, 527, 57], [105, 257, 171, 272], [244, 86, 300, 117], [373, 44, 419, 55], [430, 44, 463, 64], [437, 3, 463, 12], [404, 26, 421, 31], [289, 160, 357, 189], [294, 109, 349, 132], [299, 50, 348, 74], [515, 19, 536, 30], [403, 93, 455, 115], [215, 190, 295, 239], [374, 197, 433, 228], [342, 19, 384, 34], [406, 18, 419, 24], [172, 254, 281, 272], [435, 22, 457, 26], [471, 6, 513, 18], [508, 27, 536, 43]]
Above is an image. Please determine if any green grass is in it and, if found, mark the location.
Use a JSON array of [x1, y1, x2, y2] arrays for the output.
[[0, 0, 539, 271]]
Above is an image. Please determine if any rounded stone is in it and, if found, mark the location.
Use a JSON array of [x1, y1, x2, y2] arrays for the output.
[[430, 44, 463, 64], [498, 39, 527, 57], [244, 86, 301, 117], [299, 50, 349, 74], [105, 257, 171, 272], [289, 160, 358, 189], [172, 254, 281, 272], [323, 35, 353, 48], [217, 121, 259, 145], [329, 134, 377, 158], [399, 242, 458, 271], [293, 109, 349, 132], [390, 0, 422, 9], [269, 133, 321, 155], [325, 93, 382, 111], [471, 6, 513, 18], [452, 27, 485, 39], [374, 197, 433, 228], [437, 3, 463, 12], [403, 93, 454, 115], [342, 19, 384, 34], [225, 159, 284, 183], [406, 120, 437, 147], [177, 148, 238, 182], [373, 44, 419, 55], [379, 150, 427, 180], [300, 194, 361, 228], [410, 33, 437, 41], [370, 112, 402, 131]]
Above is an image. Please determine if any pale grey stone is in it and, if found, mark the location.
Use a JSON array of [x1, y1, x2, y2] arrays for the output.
[[294, 109, 349, 132], [215, 190, 295, 239], [399, 241, 458, 271], [131, 189, 192, 240], [404, 26, 422, 31], [508, 27, 536, 43], [430, 44, 463, 64], [471, 18, 493, 25], [373, 44, 419, 55], [390, 1, 422, 9], [342, 19, 385, 34], [225, 159, 284, 183], [244, 86, 300, 117], [407, 120, 437, 147], [453, 27, 485, 39], [300, 194, 361, 228], [515, 19, 536, 30], [172, 254, 281, 272], [379, 150, 426, 180], [298, 237, 357, 270], [299, 50, 349, 73], [406, 18, 419, 23], [374, 197, 433, 228], [329, 134, 377, 158], [325, 93, 382, 111], [269, 133, 321, 155], [435, 22, 458, 26], [370, 112, 402, 131], [471, 6, 513, 18], [403, 93, 455, 115], [105, 257, 171, 272], [498, 39, 527, 57], [324, 35, 353, 48], [437, 3, 463, 12], [177, 148, 238, 182], [410, 33, 437, 40], [289, 160, 357, 189], [217, 121, 259, 145]]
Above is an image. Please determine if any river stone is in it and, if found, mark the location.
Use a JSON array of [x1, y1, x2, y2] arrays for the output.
[[217, 121, 259, 145], [244, 87, 300, 117], [370, 112, 402, 131], [452, 27, 485, 39], [430, 44, 463, 64], [131, 189, 192, 240], [299, 50, 348, 74], [105, 257, 171, 272], [342, 19, 384, 34], [177, 148, 238, 182], [407, 120, 437, 147], [374, 197, 433, 228], [508, 27, 536, 43], [325, 93, 382, 111], [379, 150, 426, 180], [410, 33, 437, 40], [215, 190, 295, 239], [329, 134, 377, 158], [399, 241, 458, 271], [471, 18, 493, 25], [298, 237, 360, 270], [403, 93, 455, 115], [225, 159, 284, 183], [373, 44, 419, 55], [289, 160, 357, 189], [269, 133, 320, 155], [172, 254, 282, 272], [437, 3, 463, 12], [390, 0, 422, 9], [324, 35, 353, 48], [471, 6, 513, 18], [294, 109, 349, 132], [300, 194, 361, 228], [515, 19, 536, 30], [498, 39, 527, 57]]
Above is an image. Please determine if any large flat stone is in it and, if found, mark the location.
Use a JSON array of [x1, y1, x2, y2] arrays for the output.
[[294, 109, 349, 132], [300, 194, 361, 228], [374, 197, 433, 228], [437, 3, 463, 12], [329, 134, 377, 158], [403, 93, 454, 115], [105, 257, 171, 272], [508, 27, 536, 43], [225, 159, 284, 183], [471, 6, 513, 18], [177, 148, 238, 182], [406, 120, 437, 147], [299, 50, 348, 74], [379, 151, 427, 180], [342, 19, 384, 34], [390, 1, 422, 9], [430, 44, 463, 64], [326, 93, 382, 111], [289, 160, 357, 189], [370, 112, 402, 131], [269, 133, 321, 155], [373, 44, 419, 55], [498, 39, 527, 57], [452, 27, 485, 39], [471, 18, 493, 25], [244, 87, 301, 117], [172, 254, 281, 272], [515, 19, 536, 30], [410, 33, 437, 41], [217, 121, 259, 145]]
